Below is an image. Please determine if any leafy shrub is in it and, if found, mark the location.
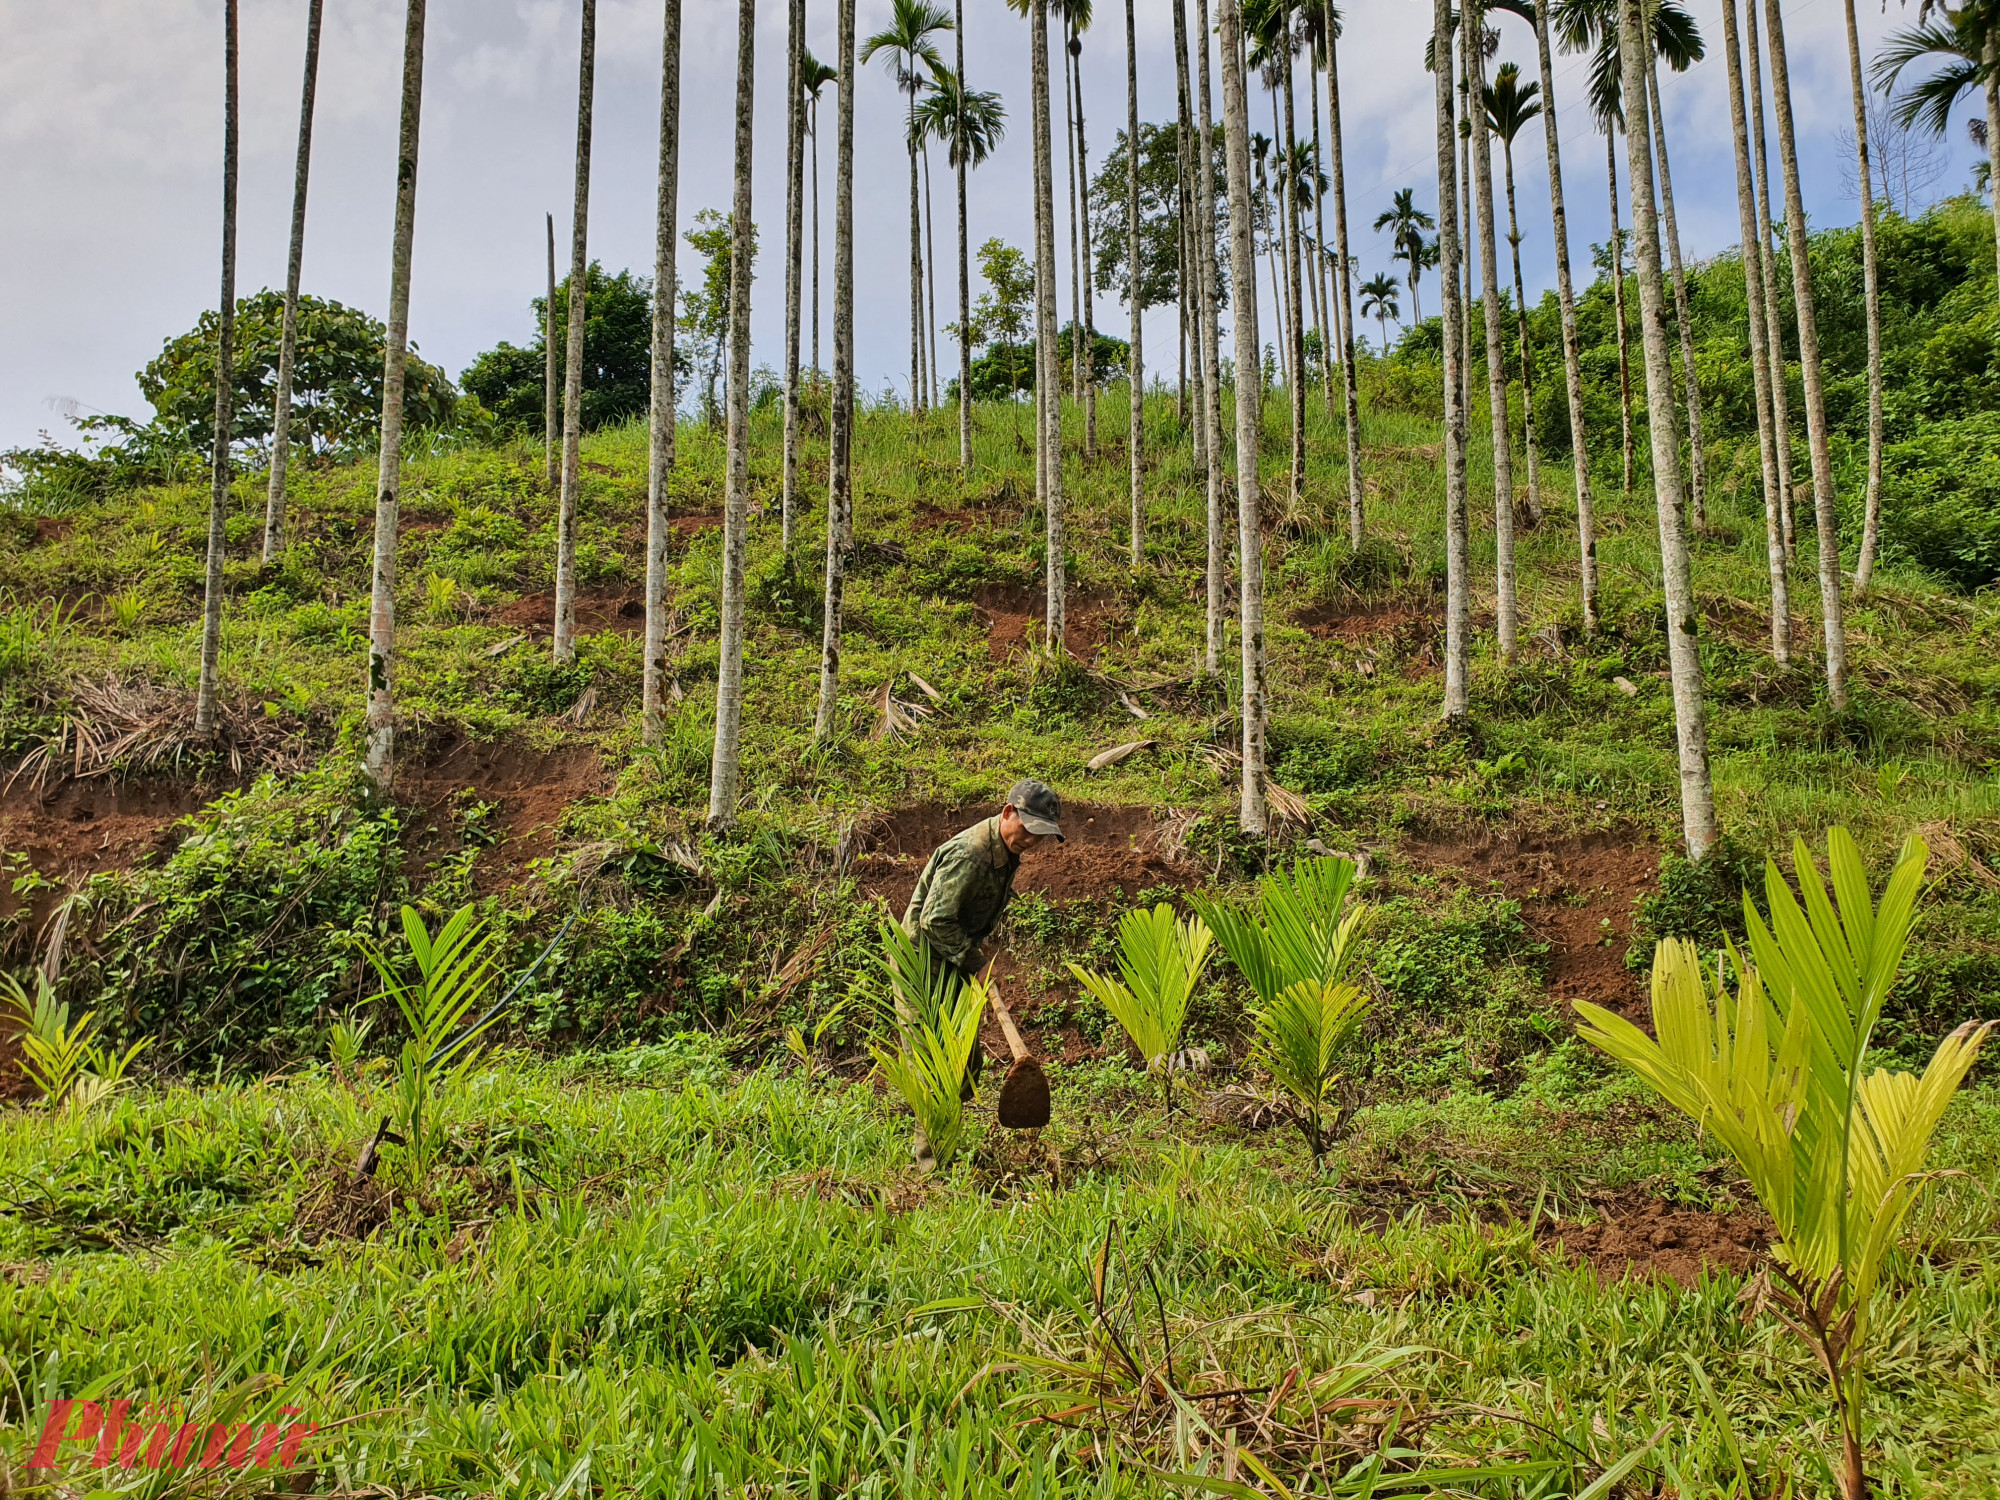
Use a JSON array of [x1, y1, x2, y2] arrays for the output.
[[91, 769, 403, 1067], [499, 653, 593, 716], [1374, 893, 1536, 1012], [1625, 835, 1761, 971]]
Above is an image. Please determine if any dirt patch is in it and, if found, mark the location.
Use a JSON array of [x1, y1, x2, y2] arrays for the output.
[[0, 777, 211, 889], [974, 583, 1117, 664], [1398, 827, 1658, 1023], [1541, 1190, 1773, 1287], [914, 501, 993, 532], [670, 512, 722, 536], [496, 586, 646, 638], [1292, 598, 1437, 646], [396, 732, 604, 889]]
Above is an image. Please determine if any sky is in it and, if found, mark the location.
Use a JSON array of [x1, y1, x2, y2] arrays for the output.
[[0, 0, 1985, 456]]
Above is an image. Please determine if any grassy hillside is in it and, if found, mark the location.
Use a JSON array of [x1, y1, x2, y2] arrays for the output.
[[3, 375, 1999, 1494]]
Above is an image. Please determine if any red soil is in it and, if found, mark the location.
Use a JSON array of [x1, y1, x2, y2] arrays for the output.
[[1541, 1189, 1773, 1286], [973, 583, 1117, 664], [496, 586, 646, 638], [1399, 827, 1658, 1023], [394, 733, 604, 890]]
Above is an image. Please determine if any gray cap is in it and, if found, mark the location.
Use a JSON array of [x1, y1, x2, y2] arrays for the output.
[[1006, 779, 1065, 841]]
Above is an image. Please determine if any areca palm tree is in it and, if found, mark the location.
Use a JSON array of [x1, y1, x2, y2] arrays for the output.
[[709, 0, 757, 829], [262, 0, 323, 564], [364, 0, 430, 793], [1839, 0, 1884, 593], [1527, 0, 1600, 633], [1303, 0, 1365, 546], [915, 60, 1003, 470], [553, 0, 597, 667], [816, 0, 858, 740], [643, 0, 683, 749], [782, 0, 805, 556], [1059, 0, 1099, 454], [1615, 0, 1717, 855], [1719, 0, 1791, 666], [1220, 0, 1269, 834], [1874, 9, 2000, 308], [1359, 272, 1399, 350], [862, 0, 951, 415], [1372, 189, 1434, 321], [802, 51, 838, 377], [1432, 0, 1471, 720], [1125, 0, 1144, 568], [1761, 0, 1851, 710], [1193, 0, 1230, 669], [196, 0, 240, 742], [1484, 60, 1543, 526]]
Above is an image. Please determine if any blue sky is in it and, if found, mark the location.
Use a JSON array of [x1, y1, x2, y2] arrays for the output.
[[0, 0, 1985, 454]]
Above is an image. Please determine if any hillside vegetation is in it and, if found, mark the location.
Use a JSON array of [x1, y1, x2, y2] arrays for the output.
[[4, 202, 2000, 1495]]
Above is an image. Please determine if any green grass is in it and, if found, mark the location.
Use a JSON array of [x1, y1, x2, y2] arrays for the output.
[[5, 375, 2000, 1494]]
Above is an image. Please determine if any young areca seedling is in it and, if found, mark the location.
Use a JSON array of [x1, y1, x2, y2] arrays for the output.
[[1068, 903, 1212, 1109], [1193, 857, 1373, 1161], [0, 970, 149, 1111], [1576, 830, 1993, 1500], [871, 973, 986, 1171], [362, 903, 503, 1185]]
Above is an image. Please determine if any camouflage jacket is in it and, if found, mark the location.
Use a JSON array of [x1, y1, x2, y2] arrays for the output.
[[901, 816, 1021, 973]]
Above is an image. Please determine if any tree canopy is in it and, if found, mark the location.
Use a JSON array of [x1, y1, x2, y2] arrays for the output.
[[460, 263, 660, 437], [140, 291, 457, 459]]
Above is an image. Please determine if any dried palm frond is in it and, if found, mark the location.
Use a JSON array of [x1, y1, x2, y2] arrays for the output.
[[1263, 779, 1313, 828], [871, 678, 936, 742], [9, 676, 313, 789], [1087, 738, 1156, 772]]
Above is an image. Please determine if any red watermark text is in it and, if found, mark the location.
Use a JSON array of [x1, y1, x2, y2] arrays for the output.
[[30, 1400, 318, 1471]]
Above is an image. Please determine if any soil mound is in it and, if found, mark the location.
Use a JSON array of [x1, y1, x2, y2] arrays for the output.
[[1399, 827, 1657, 1022], [497, 587, 646, 638], [1542, 1191, 1772, 1286], [396, 733, 603, 887], [974, 583, 1116, 664]]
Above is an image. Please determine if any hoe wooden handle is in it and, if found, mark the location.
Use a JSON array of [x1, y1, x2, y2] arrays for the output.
[[986, 984, 1031, 1063]]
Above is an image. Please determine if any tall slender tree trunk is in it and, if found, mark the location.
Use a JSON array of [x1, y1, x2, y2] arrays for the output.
[[363, 0, 428, 792], [644, 0, 682, 747], [782, 0, 804, 555], [1468, 13, 1515, 662], [1619, 0, 1717, 857], [1501, 139, 1542, 529], [553, 0, 596, 667], [1066, 29, 1083, 408], [1074, 27, 1099, 457], [1986, 45, 2000, 302], [816, 0, 857, 739], [1326, 22, 1363, 550], [924, 146, 941, 414], [1458, 47, 1474, 418], [1720, 0, 1790, 664], [1437, 0, 1471, 718], [1126, 0, 1145, 570], [1606, 131, 1634, 496], [1174, 14, 1195, 429], [1646, 53, 1707, 532], [957, 0, 972, 473], [1530, 0, 1596, 633], [1841, 0, 1884, 595], [813, 96, 823, 377], [1745, 0, 1794, 562], [1219, 0, 1266, 835], [263, 0, 322, 564], [1282, 58, 1306, 517], [1309, 58, 1335, 420], [1195, 0, 1228, 674], [1763, 0, 1847, 712], [908, 83, 924, 414], [196, 0, 240, 740], [544, 216, 559, 489], [1033, 0, 1066, 651], [710, 0, 756, 826]]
